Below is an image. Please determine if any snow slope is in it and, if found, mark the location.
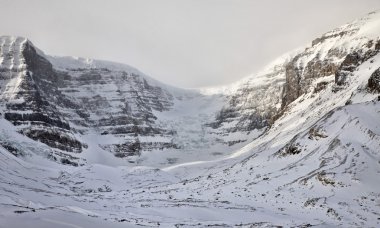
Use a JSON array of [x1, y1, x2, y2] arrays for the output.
[[0, 10, 380, 227]]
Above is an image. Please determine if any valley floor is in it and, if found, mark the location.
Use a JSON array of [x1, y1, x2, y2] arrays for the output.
[[2, 13, 380, 226], [1, 97, 379, 227]]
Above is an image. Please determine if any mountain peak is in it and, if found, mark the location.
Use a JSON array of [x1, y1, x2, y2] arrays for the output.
[[0, 36, 30, 71], [1, 11, 380, 227]]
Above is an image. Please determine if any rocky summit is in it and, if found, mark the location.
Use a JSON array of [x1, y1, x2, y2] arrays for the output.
[[0, 11, 380, 227]]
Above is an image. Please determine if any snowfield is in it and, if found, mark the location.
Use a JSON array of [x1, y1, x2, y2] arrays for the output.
[[1, 11, 380, 228]]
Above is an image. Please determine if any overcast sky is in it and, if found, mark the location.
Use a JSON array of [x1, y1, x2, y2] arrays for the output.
[[1, 0, 380, 88]]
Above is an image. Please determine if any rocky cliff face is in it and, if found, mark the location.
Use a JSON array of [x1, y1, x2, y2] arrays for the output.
[[210, 11, 380, 136], [1, 36, 247, 166], [52, 59, 177, 157], [208, 59, 287, 133], [0, 36, 180, 163], [0, 37, 82, 156], [282, 12, 380, 107], [1, 12, 380, 165]]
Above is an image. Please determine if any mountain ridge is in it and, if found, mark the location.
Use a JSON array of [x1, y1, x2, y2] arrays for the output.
[[0, 10, 380, 227]]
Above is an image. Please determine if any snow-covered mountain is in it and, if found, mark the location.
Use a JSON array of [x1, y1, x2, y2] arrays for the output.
[[0, 36, 253, 167], [1, 11, 380, 227]]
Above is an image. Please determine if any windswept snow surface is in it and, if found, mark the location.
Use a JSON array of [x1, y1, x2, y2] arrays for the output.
[[1, 11, 380, 227]]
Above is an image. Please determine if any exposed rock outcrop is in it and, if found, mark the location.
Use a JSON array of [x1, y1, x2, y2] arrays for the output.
[[209, 61, 286, 133], [0, 36, 177, 159], [368, 67, 380, 92], [0, 37, 82, 153]]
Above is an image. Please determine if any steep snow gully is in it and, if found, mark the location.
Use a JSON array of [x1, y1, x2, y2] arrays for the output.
[[1, 11, 380, 227]]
